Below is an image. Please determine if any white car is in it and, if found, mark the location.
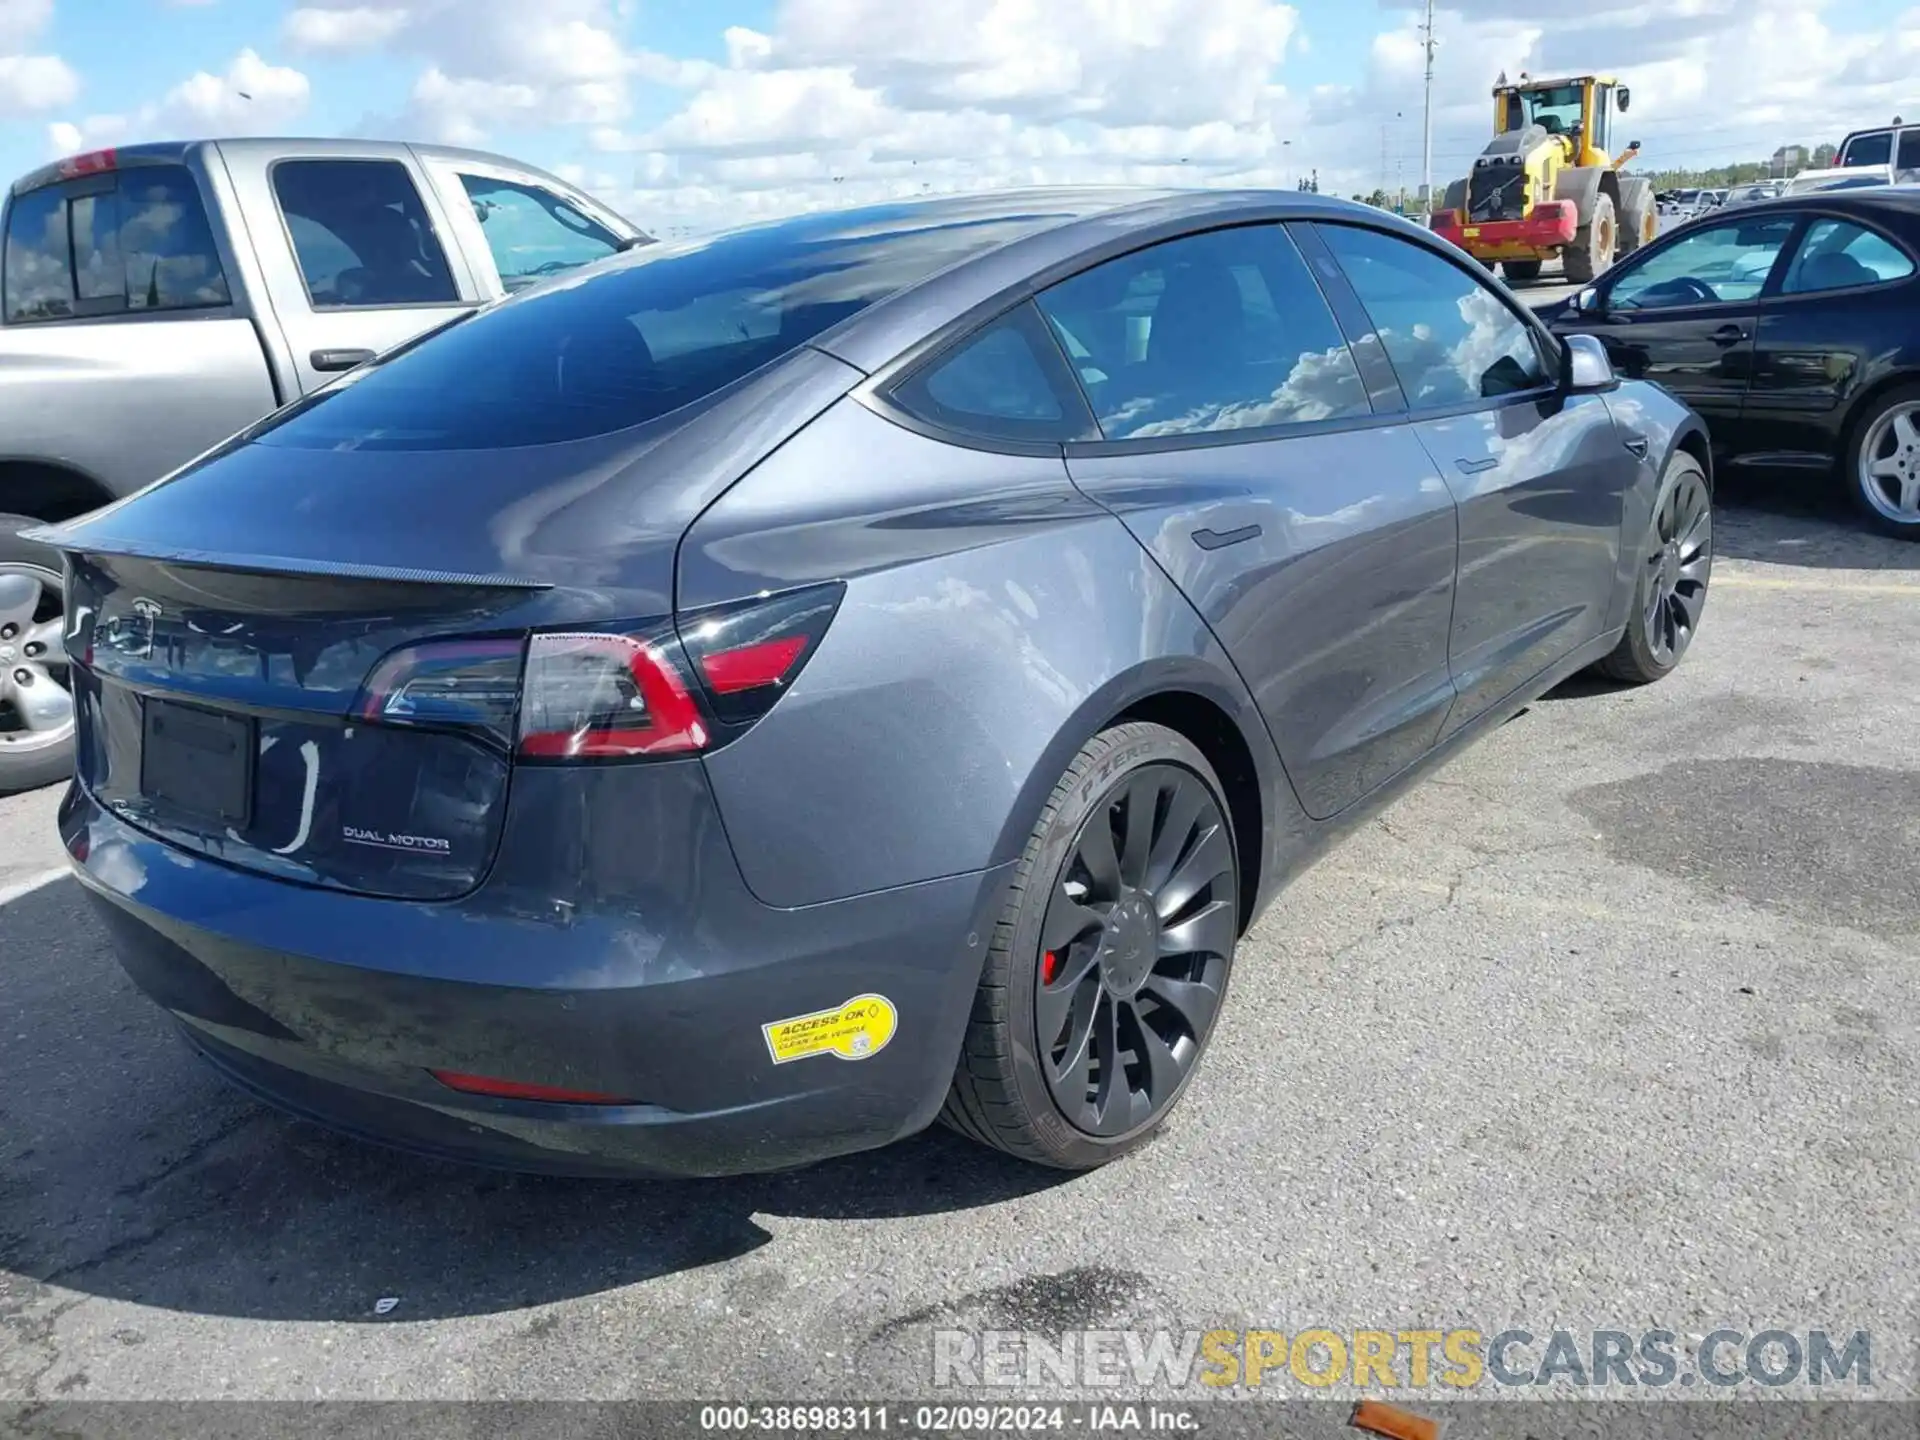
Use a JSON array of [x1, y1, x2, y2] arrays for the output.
[[1785, 164, 1894, 195]]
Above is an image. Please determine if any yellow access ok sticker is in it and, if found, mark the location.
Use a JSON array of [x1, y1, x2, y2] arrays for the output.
[[762, 993, 898, 1065]]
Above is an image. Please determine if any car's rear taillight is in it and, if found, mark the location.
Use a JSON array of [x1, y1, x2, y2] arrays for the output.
[[678, 583, 844, 727], [352, 584, 843, 762], [355, 637, 524, 745], [517, 626, 708, 759]]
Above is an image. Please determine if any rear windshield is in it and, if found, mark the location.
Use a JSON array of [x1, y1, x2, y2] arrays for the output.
[[255, 199, 1082, 451]]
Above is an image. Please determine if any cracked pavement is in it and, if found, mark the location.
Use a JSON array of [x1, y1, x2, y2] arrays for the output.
[[1, 478, 1917, 1403]]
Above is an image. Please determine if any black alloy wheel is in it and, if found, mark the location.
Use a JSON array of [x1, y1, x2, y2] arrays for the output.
[[1595, 452, 1712, 685], [942, 722, 1242, 1168], [1640, 461, 1712, 668], [1035, 762, 1237, 1136]]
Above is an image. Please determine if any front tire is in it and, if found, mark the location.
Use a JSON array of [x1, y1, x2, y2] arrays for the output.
[[0, 516, 75, 794], [1562, 192, 1617, 284], [941, 722, 1240, 1169], [1595, 453, 1712, 684], [1845, 383, 1920, 540], [1618, 179, 1658, 256]]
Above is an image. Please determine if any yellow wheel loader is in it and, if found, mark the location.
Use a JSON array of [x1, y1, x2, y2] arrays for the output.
[[1433, 74, 1656, 285]]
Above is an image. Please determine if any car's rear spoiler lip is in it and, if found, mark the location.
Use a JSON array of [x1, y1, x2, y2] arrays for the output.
[[18, 525, 553, 590]]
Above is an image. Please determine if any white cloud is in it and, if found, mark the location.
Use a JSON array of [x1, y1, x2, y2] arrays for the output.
[[284, 5, 411, 50], [285, 0, 665, 142], [0, 0, 74, 115], [45, 48, 309, 157]]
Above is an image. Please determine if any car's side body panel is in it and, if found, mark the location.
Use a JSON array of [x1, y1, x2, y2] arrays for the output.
[[1414, 390, 1631, 733], [681, 396, 1296, 911], [1063, 424, 1458, 821]]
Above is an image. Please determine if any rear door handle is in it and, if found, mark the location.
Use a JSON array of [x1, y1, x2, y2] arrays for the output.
[[1708, 324, 1748, 345], [311, 347, 376, 372], [1455, 457, 1499, 475]]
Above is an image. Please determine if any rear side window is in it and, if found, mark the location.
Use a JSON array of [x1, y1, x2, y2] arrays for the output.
[[3, 166, 231, 323], [253, 201, 1081, 450], [890, 302, 1094, 443], [1035, 223, 1370, 440], [4, 187, 71, 321], [1842, 131, 1893, 167], [1318, 223, 1550, 408], [272, 159, 459, 309], [1781, 219, 1915, 293]]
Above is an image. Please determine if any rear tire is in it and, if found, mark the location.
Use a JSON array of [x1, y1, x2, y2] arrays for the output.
[[941, 722, 1240, 1169], [1595, 453, 1712, 684], [0, 516, 74, 795], [1562, 192, 1617, 284], [1501, 258, 1543, 284], [1843, 382, 1920, 540]]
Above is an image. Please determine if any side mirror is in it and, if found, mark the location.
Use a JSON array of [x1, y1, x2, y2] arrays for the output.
[[1571, 286, 1601, 313], [1616, 87, 1631, 112], [1563, 332, 1616, 393]]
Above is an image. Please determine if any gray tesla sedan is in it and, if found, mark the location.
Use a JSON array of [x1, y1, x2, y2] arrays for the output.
[[37, 188, 1711, 1176]]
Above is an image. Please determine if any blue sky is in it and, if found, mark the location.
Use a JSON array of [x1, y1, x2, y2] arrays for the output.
[[1, 0, 1913, 229]]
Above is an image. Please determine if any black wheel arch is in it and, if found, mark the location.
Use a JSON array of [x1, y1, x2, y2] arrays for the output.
[[0, 458, 116, 525], [988, 658, 1282, 938], [1837, 369, 1920, 474]]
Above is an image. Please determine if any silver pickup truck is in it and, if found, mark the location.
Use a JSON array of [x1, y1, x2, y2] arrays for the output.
[[0, 137, 649, 790]]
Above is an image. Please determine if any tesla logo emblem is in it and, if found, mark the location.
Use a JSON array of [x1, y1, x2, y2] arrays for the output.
[[109, 597, 161, 659]]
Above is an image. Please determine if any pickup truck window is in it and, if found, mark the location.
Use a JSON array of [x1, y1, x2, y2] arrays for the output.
[[1842, 131, 1892, 167], [3, 166, 232, 324], [271, 158, 459, 309], [4, 187, 71, 321], [458, 174, 620, 290]]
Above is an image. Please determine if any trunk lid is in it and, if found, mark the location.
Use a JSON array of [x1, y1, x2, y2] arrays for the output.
[[68, 553, 542, 900], [39, 347, 859, 901]]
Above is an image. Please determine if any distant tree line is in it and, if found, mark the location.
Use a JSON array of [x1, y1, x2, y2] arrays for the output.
[[1640, 143, 1838, 189]]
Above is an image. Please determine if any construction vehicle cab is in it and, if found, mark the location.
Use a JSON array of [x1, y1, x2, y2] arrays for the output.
[[1434, 73, 1657, 285]]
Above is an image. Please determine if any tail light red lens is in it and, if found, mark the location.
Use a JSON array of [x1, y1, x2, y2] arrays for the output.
[[517, 628, 708, 759], [678, 582, 844, 727]]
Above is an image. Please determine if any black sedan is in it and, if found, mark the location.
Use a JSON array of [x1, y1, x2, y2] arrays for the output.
[[1539, 187, 1920, 538]]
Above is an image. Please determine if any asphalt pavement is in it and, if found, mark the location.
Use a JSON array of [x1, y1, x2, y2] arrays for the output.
[[2, 471, 1916, 1411]]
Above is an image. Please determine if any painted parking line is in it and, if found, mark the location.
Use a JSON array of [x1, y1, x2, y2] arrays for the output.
[[1715, 573, 1920, 596], [0, 865, 70, 907]]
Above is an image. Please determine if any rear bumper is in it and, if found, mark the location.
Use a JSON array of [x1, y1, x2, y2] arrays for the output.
[[1434, 201, 1579, 255], [60, 767, 1013, 1178]]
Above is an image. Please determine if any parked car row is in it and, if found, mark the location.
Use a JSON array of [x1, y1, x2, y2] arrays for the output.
[[0, 139, 650, 792], [1538, 185, 1920, 538]]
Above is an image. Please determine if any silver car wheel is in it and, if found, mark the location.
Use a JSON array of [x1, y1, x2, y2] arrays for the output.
[[1858, 399, 1920, 525], [0, 559, 74, 757]]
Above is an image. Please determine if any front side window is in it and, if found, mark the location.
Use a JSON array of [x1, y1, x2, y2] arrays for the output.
[[1317, 222, 1550, 409], [1898, 130, 1920, 174], [1842, 131, 1893, 168], [1605, 218, 1795, 310], [459, 174, 621, 291], [272, 159, 459, 309], [890, 303, 1091, 443], [2, 166, 231, 323], [1781, 219, 1916, 293], [1035, 223, 1370, 440]]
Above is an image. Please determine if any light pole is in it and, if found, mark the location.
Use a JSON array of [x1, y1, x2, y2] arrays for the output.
[[1419, 0, 1436, 210]]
